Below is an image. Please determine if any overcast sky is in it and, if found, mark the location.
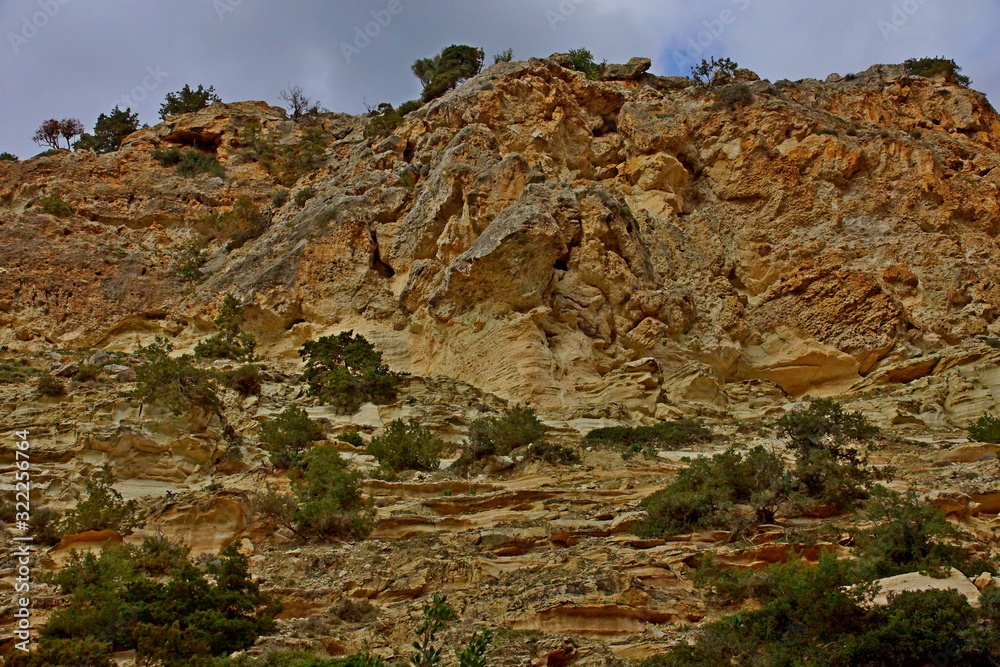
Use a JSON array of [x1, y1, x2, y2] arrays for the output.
[[2, 0, 997, 158]]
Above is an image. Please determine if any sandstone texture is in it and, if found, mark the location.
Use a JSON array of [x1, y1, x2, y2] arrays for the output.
[[1, 57, 1000, 662]]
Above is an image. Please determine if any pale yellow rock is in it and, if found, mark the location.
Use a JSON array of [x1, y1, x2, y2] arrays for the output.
[[869, 568, 981, 607]]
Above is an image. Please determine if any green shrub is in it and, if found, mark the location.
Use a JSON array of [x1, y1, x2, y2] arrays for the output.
[[457, 630, 492, 667], [27, 507, 63, 546], [36, 372, 66, 396], [195, 295, 257, 361], [411, 593, 457, 666], [247, 486, 297, 527], [493, 48, 514, 64], [195, 332, 257, 361], [175, 239, 208, 282], [294, 186, 317, 206], [397, 99, 423, 115], [776, 399, 881, 512], [259, 406, 324, 469], [456, 405, 576, 469], [75, 363, 103, 382], [368, 419, 443, 473], [789, 446, 876, 512], [159, 84, 221, 119], [151, 146, 182, 166], [271, 189, 290, 207], [0, 358, 36, 384], [363, 103, 403, 141], [215, 650, 386, 666], [299, 331, 401, 414], [240, 124, 330, 186], [36, 194, 73, 217], [585, 419, 712, 455], [468, 405, 548, 458], [653, 557, 1000, 666], [969, 413, 1000, 443], [691, 56, 739, 87], [775, 399, 880, 450], [73, 106, 139, 154], [152, 147, 225, 178], [221, 364, 262, 396], [905, 57, 971, 86], [59, 466, 143, 536], [5, 637, 114, 666], [639, 446, 789, 537], [567, 48, 604, 79], [35, 539, 278, 666], [853, 487, 995, 578], [0, 151, 19, 161], [292, 447, 374, 539], [178, 149, 225, 178], [412, 45, 485, 102], [339, 431, 364, 447], [132, 338, 220, 414]]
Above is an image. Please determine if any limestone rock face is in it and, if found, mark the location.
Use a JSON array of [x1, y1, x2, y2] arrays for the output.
[[2, 59, 1000, 413]]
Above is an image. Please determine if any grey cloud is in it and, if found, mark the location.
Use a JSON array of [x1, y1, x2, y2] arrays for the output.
[[1, 0, 996, 158]]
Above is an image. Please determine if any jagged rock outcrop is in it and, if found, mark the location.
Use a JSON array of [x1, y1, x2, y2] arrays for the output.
[[2, 58, 1000, 416]]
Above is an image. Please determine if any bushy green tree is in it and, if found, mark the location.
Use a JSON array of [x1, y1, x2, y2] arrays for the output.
[[969, 413, 1000, 443], [159, 84, 221, 119], [585, 419, 713, 455], [59, 466, 143, 536], [195, 294, 257, 361], [648, 555, 998, 666], [35, 194, 73, 217], [0, 151, 18, 161], [776, 399, 881, 511], [4, 637, 114, 666], [412, 45, 485, 102], [363, 103, 404, 140], [132, 338, 221, 414], [568, 48, 604, 79], [74, 106, 140, 153], [292, 447, 374, 539], [23, 539, 279, 666], [691, 56, 739, 87], [368, 419, 443, 473], [299, 331, 400, 414], [905, 56, 971, 86], [468, 405, 547, 458], [259, 406, 323, 469], [639, 446, 790, 536], [458, 405, 575, 467], [854, 487, 994, 578], [410, 594, 456, 666], [493, 48, 513, 64]]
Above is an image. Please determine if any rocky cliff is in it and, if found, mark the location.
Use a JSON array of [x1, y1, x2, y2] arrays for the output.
[[2, 56, 1000, 663], [2, 58, 999, 418]]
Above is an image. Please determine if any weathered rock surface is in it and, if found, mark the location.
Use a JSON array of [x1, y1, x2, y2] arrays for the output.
[[2, 58, 999, 413]]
